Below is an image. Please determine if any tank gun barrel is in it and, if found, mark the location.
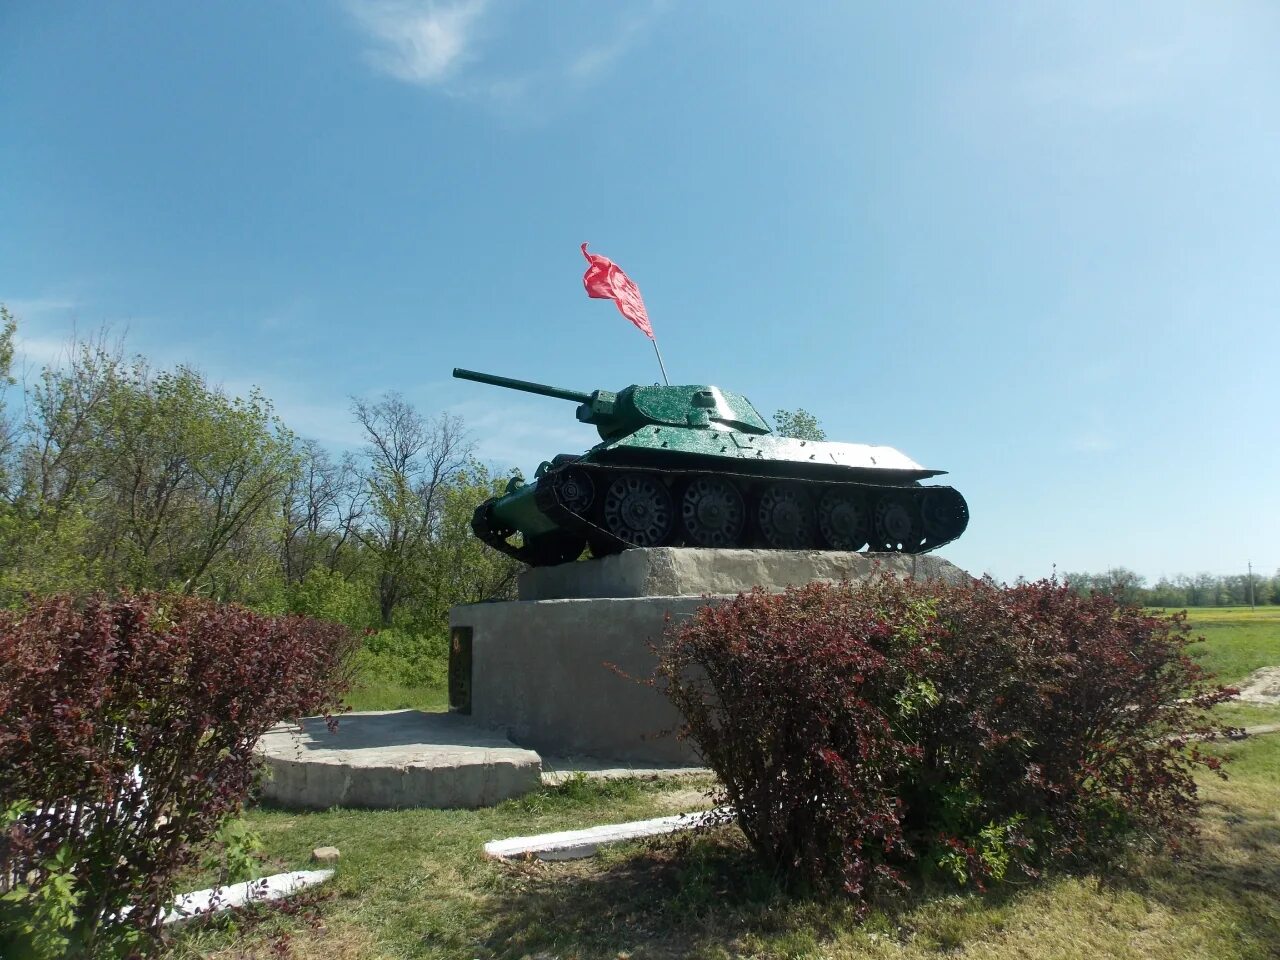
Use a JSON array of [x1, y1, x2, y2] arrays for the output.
[[452, 368, 593, 405]]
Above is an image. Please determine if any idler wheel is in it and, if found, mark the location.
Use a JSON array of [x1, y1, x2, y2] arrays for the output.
[[817, 490, 869, 551], [871, 495, 923, 553], [554, 467, 595, 517], [602, 472, 675, 547], [681, 476, 746, 548], [756, 482, 817, 550], [920, 488, 969, 542]]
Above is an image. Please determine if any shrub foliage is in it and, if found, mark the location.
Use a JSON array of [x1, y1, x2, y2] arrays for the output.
[[0, 593, 355, 957], [658, 577, 1234, 904]]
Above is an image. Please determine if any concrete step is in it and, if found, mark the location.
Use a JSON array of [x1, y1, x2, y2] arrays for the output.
[[256, 710, 542, 810]]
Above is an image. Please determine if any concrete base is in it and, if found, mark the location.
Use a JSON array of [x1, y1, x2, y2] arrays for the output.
[[455, 548, 970, 765], [453, 596, 711, 764], [256, 710, 542, 810], [519, 547, 970, 600]]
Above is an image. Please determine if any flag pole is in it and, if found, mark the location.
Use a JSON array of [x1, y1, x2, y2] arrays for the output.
[[651, 337, 670, 385]]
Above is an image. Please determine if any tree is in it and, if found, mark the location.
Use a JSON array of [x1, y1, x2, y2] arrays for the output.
[[0, 334, 132, 603], [91, 366, 298, 597], [414, 462, 521, 629], [1063, 568, 1146, 605], [0, 336, 299, 603], [352, 393, 469, 626], [0, 306, 15, 495], [1102, 567, 1147, 605], [772, 408, 826, 441], [1148, 577, 1187, 609], [279, 438, 364, 584]]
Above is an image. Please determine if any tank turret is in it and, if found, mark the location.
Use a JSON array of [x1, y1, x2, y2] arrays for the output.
[[453, 367, 968, 566], [453, 368, 770, 440]]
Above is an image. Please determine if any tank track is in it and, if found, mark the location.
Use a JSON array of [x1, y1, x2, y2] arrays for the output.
[[472, 462, 969, 567]]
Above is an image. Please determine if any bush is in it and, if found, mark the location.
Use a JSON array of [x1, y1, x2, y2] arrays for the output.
[[352, 628, 448, 690], [286, 567, 378, 632], [657, 577, 1234, 907], [0, 593, 356, 958]]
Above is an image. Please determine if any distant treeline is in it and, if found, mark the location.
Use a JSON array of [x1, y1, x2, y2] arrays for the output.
[[1063, 568, 1279, 608]]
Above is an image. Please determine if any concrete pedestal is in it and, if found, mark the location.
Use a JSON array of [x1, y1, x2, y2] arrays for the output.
[[452, 595, 709, 764], [451, 548, 968, 764]]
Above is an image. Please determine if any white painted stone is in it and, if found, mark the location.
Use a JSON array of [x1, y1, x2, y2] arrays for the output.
[[117, 870, 334, 925], [484, 808, 730, 861], [163, 870, 334, 924]]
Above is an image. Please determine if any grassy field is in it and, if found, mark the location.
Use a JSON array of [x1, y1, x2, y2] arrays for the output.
[[166, 608, 1280, 960], [1174, 606, 1280, 687]]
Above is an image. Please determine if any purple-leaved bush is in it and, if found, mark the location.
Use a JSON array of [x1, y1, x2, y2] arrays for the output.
[[0, 593, 356, 956], [657, 576, 1235, 908]]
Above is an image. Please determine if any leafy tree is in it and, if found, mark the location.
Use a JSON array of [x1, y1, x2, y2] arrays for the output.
[[1147, 577, 1187, 609], [286, 565, 378, 631], [100, 367, 298, 596], [413, 462, 521, 630], [1064, 567, 1146, 606], [352, 393, 469, 626], [0, 336, 298, 603], [772, 407, 826, 441], [279, 437, 364, 584], [0, 306, 15, 497], [14, 333, 133, 518]]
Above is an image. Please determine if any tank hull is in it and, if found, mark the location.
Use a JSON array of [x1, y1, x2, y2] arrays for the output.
[[475, 429, 968, 566]]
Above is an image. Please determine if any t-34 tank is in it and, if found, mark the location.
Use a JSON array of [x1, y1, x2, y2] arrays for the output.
[[453, 368, 968, 566]]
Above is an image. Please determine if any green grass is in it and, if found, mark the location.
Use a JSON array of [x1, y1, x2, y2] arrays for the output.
[[164, 608, 1280, 960], [343, 628, 449, 712], [1177, 608, 1279, 730], [1212, 701, 1280, 729], [1175, 607, 1280, 686], [343, 680, 447, 713]]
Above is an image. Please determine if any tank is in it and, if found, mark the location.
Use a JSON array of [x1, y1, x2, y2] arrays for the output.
[[453, 368, 969, 566]]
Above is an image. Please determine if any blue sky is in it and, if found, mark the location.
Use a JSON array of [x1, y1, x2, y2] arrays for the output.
[[3, 2, 1278, 582]]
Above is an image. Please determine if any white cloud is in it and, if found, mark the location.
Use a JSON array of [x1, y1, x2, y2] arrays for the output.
[[342, 0, 666, 115], [4, 297, 79, 320], [13, 334, 72, 368], [345, 0, 490, 86], [2, 295, 96, 372], [564, 4, 664, 83]]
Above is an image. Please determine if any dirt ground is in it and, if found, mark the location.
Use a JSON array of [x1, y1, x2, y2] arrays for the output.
[[1235, 666, 1280, 705]]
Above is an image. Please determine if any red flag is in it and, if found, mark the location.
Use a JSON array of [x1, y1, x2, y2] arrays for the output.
[[581, 243, 654, 340]]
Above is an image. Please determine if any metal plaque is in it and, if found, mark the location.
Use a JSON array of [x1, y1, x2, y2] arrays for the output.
[[448, 626, 472, 715]]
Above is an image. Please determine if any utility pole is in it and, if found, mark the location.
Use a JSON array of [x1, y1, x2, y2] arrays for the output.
[[1248, 560, 1255, 610]]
